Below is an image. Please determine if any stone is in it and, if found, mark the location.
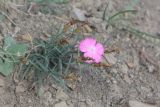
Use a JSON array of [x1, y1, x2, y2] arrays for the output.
[[148, 65, 156, 73], [15, 81, 28, 93], [126, 61, 135, 69], [44, 91, 53, 102], [16, 84, 26, 93], [56, 89, 68, 100], [66, 100, 74, 107], [78, 102, 87, 107], [72, 6, 86, 21], [55, 101, 68, 107], [86, 99, 93, 106], [129, 100, 157, 107], [120, 64, 128, 74]]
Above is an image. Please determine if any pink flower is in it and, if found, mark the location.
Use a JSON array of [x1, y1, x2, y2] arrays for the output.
[[79, 37, 104, 63]]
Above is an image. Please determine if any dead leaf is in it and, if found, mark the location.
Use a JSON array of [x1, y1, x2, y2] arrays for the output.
[[40, 32, 51, 41], [59, 38, 69, 45], [17, 33, 33, 42], [93, 62, 112, 68], [74, 28, 81, 33], [63, 24, 72, 32], [83, 24, 92, 33], [63, 73, 78, 82], [66, 82, 76, 91]]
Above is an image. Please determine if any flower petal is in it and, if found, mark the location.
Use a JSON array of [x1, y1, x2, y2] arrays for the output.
[[79, 43, 89, 52], [84, 52, 102, 63], [85, 37, 96, 45], [83, 52, 94, 63], [84, 51, 94, 58], [93, 54, 102, 63], [79, 37, 96, 52], [95, 43, 104, 55]]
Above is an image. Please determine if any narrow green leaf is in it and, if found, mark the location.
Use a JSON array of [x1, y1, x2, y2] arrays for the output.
[[107, 10, 137, 24]]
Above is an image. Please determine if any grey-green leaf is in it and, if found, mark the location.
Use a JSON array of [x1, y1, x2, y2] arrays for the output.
[[6, 44, 28, 56], [4, 36, 28, 56], [0, 59, 14, 76], [4, 36, 16, 48]]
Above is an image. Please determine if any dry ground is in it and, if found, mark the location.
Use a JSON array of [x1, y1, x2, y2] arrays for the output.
[[0, 0, 160, 107]]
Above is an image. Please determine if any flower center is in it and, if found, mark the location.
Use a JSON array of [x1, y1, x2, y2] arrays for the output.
[[88, 46, 96, 53]]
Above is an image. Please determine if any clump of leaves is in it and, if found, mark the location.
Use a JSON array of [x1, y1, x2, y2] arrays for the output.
[[19, 30, 79, 88], [0, 36, 28, 76]]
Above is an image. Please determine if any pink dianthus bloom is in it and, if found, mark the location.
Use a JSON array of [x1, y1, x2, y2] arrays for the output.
[[79, 37, 104, 63]]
